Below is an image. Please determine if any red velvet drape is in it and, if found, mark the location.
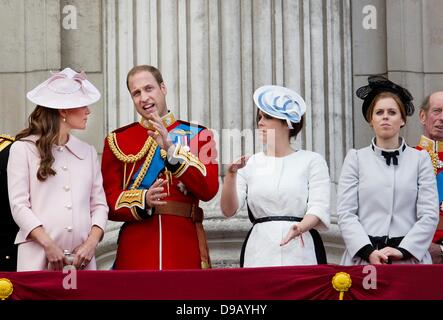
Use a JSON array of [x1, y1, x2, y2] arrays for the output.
[[1, 264, 442, 300]]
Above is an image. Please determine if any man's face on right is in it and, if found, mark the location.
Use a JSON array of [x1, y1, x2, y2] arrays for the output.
[[128, 71, 168, 119], [421, 92, 443, 141]]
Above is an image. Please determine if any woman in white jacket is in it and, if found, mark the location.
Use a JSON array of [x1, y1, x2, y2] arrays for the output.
[[337, 75, 438, 265]]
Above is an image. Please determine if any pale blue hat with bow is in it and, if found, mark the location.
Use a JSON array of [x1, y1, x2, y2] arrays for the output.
[[253, 85, 306, 129]]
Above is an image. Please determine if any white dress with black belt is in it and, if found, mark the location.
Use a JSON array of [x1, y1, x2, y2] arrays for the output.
[[235, 150, 330, 267]]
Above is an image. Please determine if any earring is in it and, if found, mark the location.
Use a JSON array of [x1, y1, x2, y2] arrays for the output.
[[62, 118, 66, 123]]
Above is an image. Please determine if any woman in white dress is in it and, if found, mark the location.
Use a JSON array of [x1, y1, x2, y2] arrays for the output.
[[337, 75, 439, 265], [220, 85, 330, 267]]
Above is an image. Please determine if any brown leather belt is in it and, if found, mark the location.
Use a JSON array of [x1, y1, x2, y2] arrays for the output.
[[153, 201, 203, 223], [153, 200, 210, 268]]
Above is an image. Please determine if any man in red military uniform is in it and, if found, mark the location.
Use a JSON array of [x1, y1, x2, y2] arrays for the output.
[[417, 91, 443, 264], [102, 65, 219, 270]]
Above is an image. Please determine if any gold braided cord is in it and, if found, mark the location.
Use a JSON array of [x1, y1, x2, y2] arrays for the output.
[[123, 163, 127, 189], [130, 140, 159, 190], [164, 167, 172, 195], [123, 163, 137, 190], [428, 150, 442, 175], [107, 133, 154, 163]]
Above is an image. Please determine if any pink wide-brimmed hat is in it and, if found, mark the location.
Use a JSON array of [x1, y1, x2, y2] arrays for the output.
[[26, 67, 100, 109]]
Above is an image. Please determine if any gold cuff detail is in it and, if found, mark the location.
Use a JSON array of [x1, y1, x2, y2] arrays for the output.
[[171, 144, 207, 177], [115, 189, 147, 219]]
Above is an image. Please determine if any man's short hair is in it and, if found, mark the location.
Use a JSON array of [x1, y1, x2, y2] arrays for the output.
[[420, 94, 431, 113], [126, 65, 164, 91]]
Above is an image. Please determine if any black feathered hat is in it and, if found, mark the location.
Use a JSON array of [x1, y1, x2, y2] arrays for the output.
[[356, 75, 414, 122]]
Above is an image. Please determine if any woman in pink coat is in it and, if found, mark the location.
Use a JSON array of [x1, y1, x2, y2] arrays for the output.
[[7, 68, 109, 271]]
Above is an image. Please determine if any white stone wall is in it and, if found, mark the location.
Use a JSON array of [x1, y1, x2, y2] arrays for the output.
[[100, 0, 353, 268], [0, 0, 61, 135], [3, 0, 442, 269], [0, 0, 105, 149], [0, 0, 353, 269], [352, 0, 443, 148]]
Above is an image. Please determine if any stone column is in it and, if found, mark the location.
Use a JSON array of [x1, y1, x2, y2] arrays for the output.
[[0, 0, 60, 135], [352, 0, 443, 148], [60, 0, 105, 150], [99, 0, 353, 268], [352, 0, 387, 148]]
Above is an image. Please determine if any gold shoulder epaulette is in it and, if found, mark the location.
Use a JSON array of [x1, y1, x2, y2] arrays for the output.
[[0, 134, 14, 141], [0, 134, 14, 152], [107, 133, 155, 163]]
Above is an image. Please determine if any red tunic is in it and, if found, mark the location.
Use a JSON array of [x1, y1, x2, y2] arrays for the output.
[[416, 135, 443, 243], [101, 113, 219, 270]]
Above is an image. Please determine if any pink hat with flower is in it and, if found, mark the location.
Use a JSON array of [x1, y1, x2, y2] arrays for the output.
[[26, 67, 100, 109]]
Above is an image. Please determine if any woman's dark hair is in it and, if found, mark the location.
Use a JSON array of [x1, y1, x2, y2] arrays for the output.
[[256, 110, 304, 140]]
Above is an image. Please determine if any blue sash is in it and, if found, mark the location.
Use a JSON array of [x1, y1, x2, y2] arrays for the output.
[[437, 171, 443, 206], [129, 123, 202, 190], [130, 146, 164, 190]]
